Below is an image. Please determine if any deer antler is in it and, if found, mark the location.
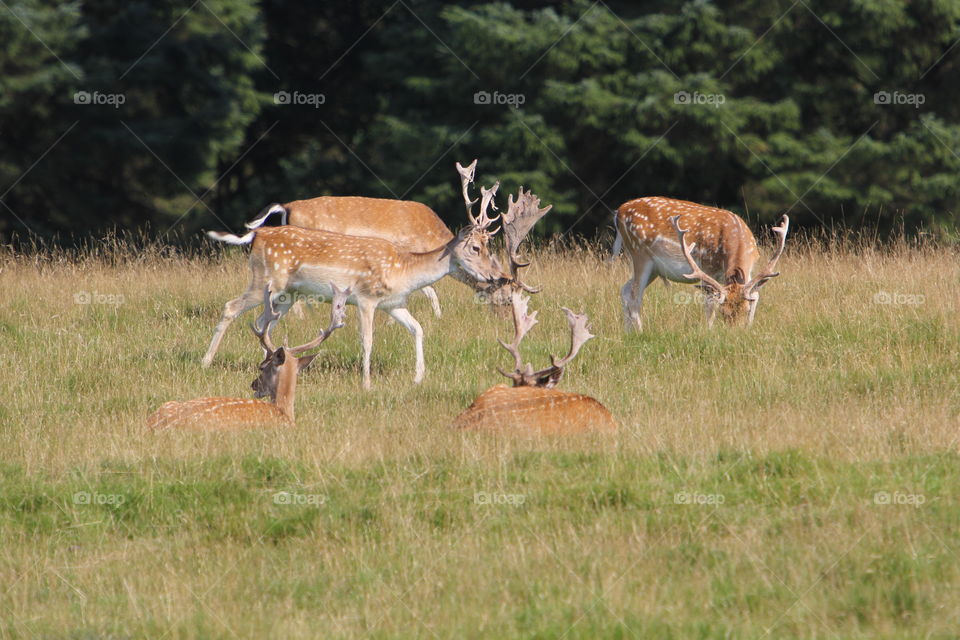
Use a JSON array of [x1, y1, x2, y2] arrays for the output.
[[745, 215, 789, 293], [288, 285, 351, 356], [669, 215, 725, 294], [476, 182, 501, 232], [497, 290, 595, 389], [503, 187, 552, 293], [548, 308, 595, 369], [497, 290, 538, 384], [456, 160, 479, 226], [251, 284, 281, 354], [456, 159, 501, 232], [525, 307, 595, 388]]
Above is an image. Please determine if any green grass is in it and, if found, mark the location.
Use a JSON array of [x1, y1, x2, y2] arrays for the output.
[[0, 239, 958, 638]]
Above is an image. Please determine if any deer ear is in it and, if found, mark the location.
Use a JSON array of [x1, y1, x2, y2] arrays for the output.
[[297, 353, 318, 371], [273, 347, 286, 365], [729, 268, 746, 285], [538, 368, 564, 389]]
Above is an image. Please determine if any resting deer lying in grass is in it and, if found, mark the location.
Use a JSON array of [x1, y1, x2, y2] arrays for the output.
[[453, 291, 616, 435], [614, 197, 789, 330], [148, 284, 348, 430], [203, 160, 513, 389], [244, 191, 457, 318]]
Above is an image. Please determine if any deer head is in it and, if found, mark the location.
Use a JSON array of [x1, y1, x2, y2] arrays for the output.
[[497, 290, 595, 388], [670, 214, 789, 326], [250, 283, 349, 400], [451, 160, 511, 286]]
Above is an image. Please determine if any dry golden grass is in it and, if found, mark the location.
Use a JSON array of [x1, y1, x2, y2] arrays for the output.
[[0, 236, 957, 638]]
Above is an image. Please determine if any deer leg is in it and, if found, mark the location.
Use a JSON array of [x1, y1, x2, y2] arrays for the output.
[[387, 307, 425, 384], [747, 296, 759, 326], [703, 297, 718, 328], [357, 301, 377, 390], [621, 255, 655, 333], [289, 299, 306, 319], [202, 290, 263, 367], [421, 286, 442, 318]]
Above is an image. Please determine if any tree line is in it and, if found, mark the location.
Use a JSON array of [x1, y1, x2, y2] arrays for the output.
[[2, 0, 959, 244]]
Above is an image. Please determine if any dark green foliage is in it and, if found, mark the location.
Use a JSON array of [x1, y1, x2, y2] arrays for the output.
[[2, 0, 959, 242]]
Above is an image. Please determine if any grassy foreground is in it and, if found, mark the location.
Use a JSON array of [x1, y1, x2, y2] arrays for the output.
[[1, 237, 958, 639]]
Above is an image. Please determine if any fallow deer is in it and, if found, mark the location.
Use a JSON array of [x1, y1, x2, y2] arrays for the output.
[[453, 291, 616, 435], [244, 194, 455, 317], [148, 284, 348, 430], [614, 197, 789, 330], [202, 161, 515, 389]]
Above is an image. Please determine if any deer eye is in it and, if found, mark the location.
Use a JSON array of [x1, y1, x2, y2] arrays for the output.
[[471, 245, 480, 254]]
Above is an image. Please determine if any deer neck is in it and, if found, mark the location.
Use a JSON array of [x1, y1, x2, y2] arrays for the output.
[[273, 360, 298, 422], [400, 241, 458, 290]]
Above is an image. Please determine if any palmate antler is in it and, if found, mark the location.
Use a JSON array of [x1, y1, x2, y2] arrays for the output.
[[502, 187, 552, 293], [251, 284, 350, 356], [497, 290, 595, 389]]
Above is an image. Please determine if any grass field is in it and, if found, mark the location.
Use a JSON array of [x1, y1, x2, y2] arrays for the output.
[[1, 236, 958, 639]]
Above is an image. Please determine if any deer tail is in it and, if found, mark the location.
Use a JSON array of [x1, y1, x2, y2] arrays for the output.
[[245, 203, 288, 229]]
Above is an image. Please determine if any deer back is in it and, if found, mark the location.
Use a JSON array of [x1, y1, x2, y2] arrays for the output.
[[617, 197, 759, 281], [251, 226, 407, 294], [284, 196, 454, 252], [453, 384, 617, 435], [146, 397, 290, 431]]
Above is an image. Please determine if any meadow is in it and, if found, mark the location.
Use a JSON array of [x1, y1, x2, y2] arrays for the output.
[[0, 234, 958, 639]]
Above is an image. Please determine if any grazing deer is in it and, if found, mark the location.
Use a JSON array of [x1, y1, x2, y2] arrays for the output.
[[453, 291, 616, 435], [202, 161, 516, 389], [148, 284, 347, 430], [614, 197, 789, 330], [244, 195, 455, 317]]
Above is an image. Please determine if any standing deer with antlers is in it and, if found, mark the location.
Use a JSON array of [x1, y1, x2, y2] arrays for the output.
[[453, 291, 616, 435], [148, 284, 348, 430], [202, 161, 525, 389], [244, 194, 457, 318], [614, 197, 789, 330]]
